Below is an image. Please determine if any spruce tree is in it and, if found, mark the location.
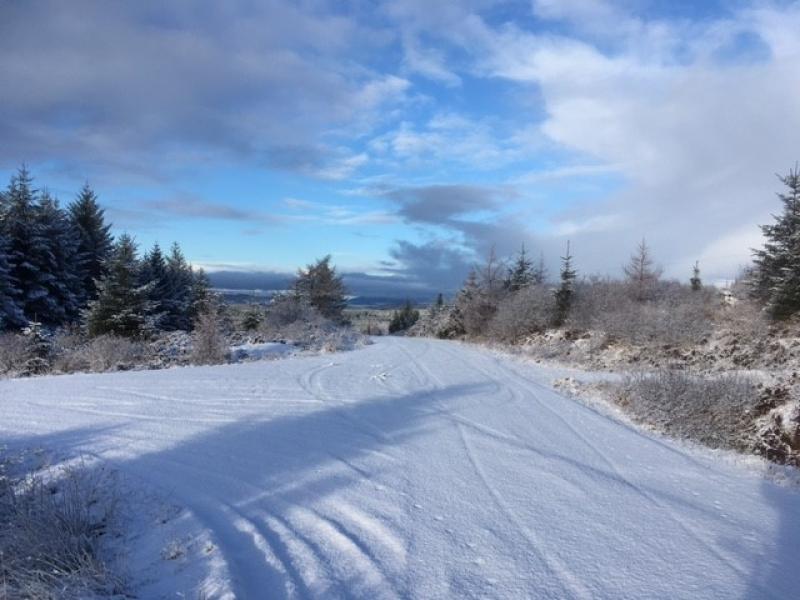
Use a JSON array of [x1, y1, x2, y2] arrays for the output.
[[1, 166, 55, 323], [189, 267, 211, 324], [0, 233, 25, 328], [294, 255, 348, 321], [241, 304, 263, 331], [690, 261, 702, 291], [388, 300, 420, 333], [506, 243, 534, 291], [68, 183, 113, 303], [38, 191, 82, 323], [140, 243, 170, 328], [623, 238, 662, 301], [751, 168, 800, 319], [85, 234, 150, 337], [161, 242, 194, 330], [553, 241, 576, 327]]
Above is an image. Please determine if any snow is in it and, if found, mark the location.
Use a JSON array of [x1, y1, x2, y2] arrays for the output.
[[230, 341, 295, 361], [1, 336, 799, 599]]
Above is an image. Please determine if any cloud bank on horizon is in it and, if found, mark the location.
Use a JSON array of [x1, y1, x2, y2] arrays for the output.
[[2, 0, 799, 294]]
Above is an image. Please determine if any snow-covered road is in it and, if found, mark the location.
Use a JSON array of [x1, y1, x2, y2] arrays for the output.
[[1, 337, 798, 599]]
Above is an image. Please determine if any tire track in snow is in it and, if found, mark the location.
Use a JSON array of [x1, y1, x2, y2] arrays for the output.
[[394, 340, 594, 599], [448, 344, 758, 586], [297, 360, 397, 447]]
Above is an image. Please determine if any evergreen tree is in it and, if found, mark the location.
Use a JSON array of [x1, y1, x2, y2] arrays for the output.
[[85, 234, 150, 337], [0, 166, 56, 323], [37, 191, 82, 323], [553, 241, 576, 327], [21, 321, 51, 376], [623, 238, 662, 301], [388, 300, 420, 334], [140, 243, 170, 328], [241, 304, 263, 331], [68, 183, 113, 303], [189, 267, 212, 324], [435, 293, 444, 309], [294, 255, 348, 321], [0, 233, 25, 328], [690, 261, 702, 291], [506, 243, 534, 291], [751, 168, 800, 319], [162, 242, 194, 330]]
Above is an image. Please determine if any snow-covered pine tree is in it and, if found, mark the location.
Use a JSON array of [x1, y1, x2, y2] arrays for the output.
[[751, 168, 800, 319], [140, 243, 171, 329], [623, 238, 662, 301], [85, 234, 151, 338], [553, 241, 576, 327], [388, 300, 420, 333], [68, 183, 113, 303], [451, 268, 479, 336], [21, 320, 51, 376], [189, 267, 211, 325], [0, 233, 25, 329], [506, 243, 534, 291], [37, 191, 83, 323], [690, 261, 702, 291], [1, 166, 58, 324], [162, 242, 194, 330], [294, 255, 348, 321], [241, 303, 263, 331]]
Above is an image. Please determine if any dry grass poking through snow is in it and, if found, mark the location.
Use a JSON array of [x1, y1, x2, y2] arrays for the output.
[[617, 371, 765, 453], [0, 449, 125, 599]]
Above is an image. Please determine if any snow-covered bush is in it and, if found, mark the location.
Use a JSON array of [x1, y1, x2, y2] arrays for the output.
[[569, 280, 716, 346], [0, 452, 124, 598], [191, 299, 228, 365], [20, 321, 52, 376], [617, 370, 761, 452], [0, 332, 29, 375], [53, 334, 148, 373], [487, 285, 553, 342], [262, 293, 316, 329]]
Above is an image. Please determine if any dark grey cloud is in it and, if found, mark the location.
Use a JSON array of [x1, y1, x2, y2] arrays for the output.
[[379, 184, 513, 223], [0, 1, 402, 180], [207, 269, 442, 302]]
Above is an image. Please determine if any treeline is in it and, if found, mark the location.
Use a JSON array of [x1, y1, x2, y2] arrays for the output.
[[0, 166, 208, 336], [443, 236, 710, 343], [440, 166, 800, 344]]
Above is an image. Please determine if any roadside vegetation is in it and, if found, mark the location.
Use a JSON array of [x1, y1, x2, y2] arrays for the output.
[[0, 448, 124, 599], [410, 168, 800, 467], [0, 167, 366, 378]]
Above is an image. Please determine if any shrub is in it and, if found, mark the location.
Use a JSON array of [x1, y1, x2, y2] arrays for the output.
[[263, 294, 317, 330], [487, 285, 553, 343], [617, 370, 761, 452], [0, 333, 29, 375], [191, 299, 228, 365], [0, 452, 124, 598], [569, 279, 716, 346], [53, 334, 148, 373]]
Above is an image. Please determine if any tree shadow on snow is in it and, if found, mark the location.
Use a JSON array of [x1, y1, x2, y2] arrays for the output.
[[2, 380, 491, 598]]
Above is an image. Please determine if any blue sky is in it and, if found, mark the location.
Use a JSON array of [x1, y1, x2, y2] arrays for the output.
[[2, 0, 800, 294]]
